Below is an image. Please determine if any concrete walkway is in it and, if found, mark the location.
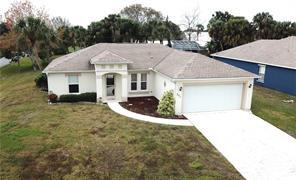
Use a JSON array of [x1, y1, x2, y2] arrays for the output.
[[185, 110, 296, 180], [108, 102, 193, 126]]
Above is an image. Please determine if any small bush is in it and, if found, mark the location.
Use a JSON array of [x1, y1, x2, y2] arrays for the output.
[[48, 93, 58, 103], [157, 90, 175, 117], [59, 93, 96, 103], [35, 73, 48, 90]]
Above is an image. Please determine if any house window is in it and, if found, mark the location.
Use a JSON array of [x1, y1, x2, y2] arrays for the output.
[[68, 75, 79, 93], [141, 73, 147, 90], [131, 74, 137, 91], [257, 65, 266, 83]]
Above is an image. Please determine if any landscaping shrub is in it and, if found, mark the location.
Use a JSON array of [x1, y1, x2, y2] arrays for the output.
[[48, 93, 58, 103], [157, 90, 175, 117], [59, 93, 96, 103], [35, 73, 48, 91], [78, 92, 97, 102]]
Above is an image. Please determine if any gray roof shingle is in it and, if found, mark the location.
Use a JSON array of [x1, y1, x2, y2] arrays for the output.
[[212, 36, 296, 69], [44, 43, 256, 79], [90, 50, 133, 64]]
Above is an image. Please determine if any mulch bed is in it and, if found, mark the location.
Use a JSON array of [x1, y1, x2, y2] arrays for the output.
[[119, 96, 187, 119]]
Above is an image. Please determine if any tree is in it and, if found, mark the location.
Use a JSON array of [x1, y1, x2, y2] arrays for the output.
[[163, 17, 183, 46], [182, 8, 200, 40], [51, 16, 70, 30], [207, 12, 254, 53], [196, 24, 204, 40], [119, 18, 141, 42], [4, 0, 50, 29], [0, 22, 9, 35], [120, 4, 163, 24], [223, 17, 254, 47], [252, 12, 275, 39], [15, 16, 56, 70], [101, 14, 121, 42]]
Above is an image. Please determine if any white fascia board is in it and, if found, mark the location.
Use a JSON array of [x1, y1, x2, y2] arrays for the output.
[[172, 77, 255, 83], [43, 70, 95, 74], [211, 54, 296, 70]]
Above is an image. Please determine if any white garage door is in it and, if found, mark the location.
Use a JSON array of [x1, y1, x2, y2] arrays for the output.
[[182, 83, 243, 113]]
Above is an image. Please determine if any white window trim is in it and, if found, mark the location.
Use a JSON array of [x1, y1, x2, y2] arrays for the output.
[[129, 72, 149, 92], [68, 75, 79, 93], [257, 64, 266, 83], [140, 73, 148, 90], [130, 73, 138, 91]]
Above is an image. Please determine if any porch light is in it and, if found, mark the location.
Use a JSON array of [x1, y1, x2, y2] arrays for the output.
[[249, 84, 252, 88], [179, 87, 183, 91]]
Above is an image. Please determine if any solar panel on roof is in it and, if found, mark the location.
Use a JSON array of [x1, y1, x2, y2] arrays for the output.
[[171, 40, 201, 51]]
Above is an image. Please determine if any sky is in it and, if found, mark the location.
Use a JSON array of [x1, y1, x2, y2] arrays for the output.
[[1, 0, 296, 29]]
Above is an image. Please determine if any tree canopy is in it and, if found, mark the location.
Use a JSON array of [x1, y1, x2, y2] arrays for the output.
[[207, 11, 296, 53], [120, 4, 163, 24]]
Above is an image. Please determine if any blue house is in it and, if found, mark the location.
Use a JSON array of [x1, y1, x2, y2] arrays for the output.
[[211, 36, 296, 95]]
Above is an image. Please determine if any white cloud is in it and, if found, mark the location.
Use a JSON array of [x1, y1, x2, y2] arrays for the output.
[[1, 0, 295, 28]]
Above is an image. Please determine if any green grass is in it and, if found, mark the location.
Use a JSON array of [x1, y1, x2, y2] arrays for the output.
[[0, 60, 242, 179], [252, 86, 296, 138]]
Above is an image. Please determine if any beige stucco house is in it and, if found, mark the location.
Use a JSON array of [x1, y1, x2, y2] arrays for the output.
[[43, 43, 257, 115]]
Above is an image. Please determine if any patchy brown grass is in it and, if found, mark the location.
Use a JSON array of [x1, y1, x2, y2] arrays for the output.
[[0, 60, 243, 179]]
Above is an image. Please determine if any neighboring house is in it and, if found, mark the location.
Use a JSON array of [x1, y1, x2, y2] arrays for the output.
[[43, 43, 257, 115], [171, 40, 200, 52], [212, 36, 296, 95], [170, 40, 208, 55]]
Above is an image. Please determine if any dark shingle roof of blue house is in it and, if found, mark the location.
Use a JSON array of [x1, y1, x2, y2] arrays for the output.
[[212, 36, 296, 70]]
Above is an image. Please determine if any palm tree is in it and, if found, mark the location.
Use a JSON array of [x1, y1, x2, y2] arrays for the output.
[[15, 16, 55, 70]]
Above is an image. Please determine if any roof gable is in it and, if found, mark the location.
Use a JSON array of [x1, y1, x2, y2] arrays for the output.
[[90, 50, 132, 64]]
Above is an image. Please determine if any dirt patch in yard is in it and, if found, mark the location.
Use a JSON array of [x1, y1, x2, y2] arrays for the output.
[[119, 96, 187, 119]]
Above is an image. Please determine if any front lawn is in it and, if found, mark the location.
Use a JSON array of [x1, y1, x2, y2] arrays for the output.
[[252, 86, 296, 138], [0, 60, 242, 179]]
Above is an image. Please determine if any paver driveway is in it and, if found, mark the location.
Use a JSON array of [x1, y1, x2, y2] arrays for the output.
[[185, 110, 296, 180]]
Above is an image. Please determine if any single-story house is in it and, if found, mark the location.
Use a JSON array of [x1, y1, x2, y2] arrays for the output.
[[43, 43, 257, 115], [212, 36, 296, 95]]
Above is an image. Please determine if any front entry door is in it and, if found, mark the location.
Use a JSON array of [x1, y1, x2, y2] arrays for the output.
[[106, 74, 115, 97]]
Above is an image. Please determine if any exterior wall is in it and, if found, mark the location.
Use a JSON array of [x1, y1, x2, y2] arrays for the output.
[[127, 71, 154, 97], [47, 72, 96, 96], [153, 72, 176, 100], [214, 56, 296, 95], [241, 79, 254, 110]]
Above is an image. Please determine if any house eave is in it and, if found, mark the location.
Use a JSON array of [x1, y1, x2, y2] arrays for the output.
[[172, 76, 257, 82], [211, 54, 296, 70], [42, 70, 95, 74]]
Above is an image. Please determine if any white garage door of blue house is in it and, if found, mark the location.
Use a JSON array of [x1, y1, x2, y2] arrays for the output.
[[182, 83, 243, 113]]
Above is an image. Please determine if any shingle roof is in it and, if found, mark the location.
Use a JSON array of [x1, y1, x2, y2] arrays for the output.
[[90, 50, 133, 64], [171, 40, 201, 51], [155, 50, 256, 79], [44, 43, 256, 79], [212, 36, 296, 70]]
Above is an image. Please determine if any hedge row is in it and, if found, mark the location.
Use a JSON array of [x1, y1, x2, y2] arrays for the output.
[[59, 92, 97, 103]]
